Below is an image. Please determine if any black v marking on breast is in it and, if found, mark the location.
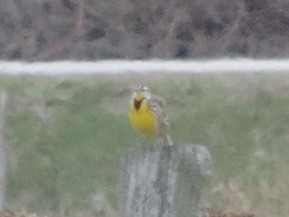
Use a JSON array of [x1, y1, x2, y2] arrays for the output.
[[134, 98, 145, 110]]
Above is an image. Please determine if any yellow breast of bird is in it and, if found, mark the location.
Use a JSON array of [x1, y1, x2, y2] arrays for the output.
[[129, 99, 157, 136]]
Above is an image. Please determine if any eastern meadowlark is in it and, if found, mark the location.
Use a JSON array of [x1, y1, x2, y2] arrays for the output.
[[129, 85, 173, 146]]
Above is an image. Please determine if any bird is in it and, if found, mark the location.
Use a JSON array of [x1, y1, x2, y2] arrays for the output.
[[129, 85, 173, 146]]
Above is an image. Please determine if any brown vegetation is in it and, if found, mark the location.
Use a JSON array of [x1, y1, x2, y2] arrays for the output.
[[200, 207, 254, 217], [1, 0, 289, 60]]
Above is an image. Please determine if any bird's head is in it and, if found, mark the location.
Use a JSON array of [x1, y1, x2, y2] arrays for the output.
[[132, 85, 151, 101]]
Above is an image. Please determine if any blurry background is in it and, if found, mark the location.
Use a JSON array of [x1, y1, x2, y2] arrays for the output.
[[1, 1, 289, 217], [1, 0, 289, 60]]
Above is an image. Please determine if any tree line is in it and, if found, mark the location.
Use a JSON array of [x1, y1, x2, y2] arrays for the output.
[[0, 0, 289, 60]]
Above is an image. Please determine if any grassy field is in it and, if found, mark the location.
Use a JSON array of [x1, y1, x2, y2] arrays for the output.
[[1, 73, 289, 217]]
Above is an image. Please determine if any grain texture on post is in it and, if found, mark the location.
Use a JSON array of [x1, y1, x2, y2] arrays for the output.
[[120, 144, 212, 217]]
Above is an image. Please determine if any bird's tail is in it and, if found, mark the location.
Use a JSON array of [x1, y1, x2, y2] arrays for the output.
[[164, 134, 173, 146]]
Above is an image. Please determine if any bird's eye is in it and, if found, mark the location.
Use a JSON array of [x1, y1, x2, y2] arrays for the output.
[[141, 86, 148, 91]]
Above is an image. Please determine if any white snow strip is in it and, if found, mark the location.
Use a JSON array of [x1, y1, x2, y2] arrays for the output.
[[0, 58, 289, 75]]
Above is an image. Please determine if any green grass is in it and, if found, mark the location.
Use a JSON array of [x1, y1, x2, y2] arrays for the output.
[[1, 74, 289, 216]]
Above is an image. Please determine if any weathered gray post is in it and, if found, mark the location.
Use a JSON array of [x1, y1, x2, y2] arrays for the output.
[[0, 91, 7, 211], [120, 144, 212, 217]]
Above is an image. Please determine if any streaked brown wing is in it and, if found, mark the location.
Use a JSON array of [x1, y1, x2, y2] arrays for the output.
[[147, 95, 170, 137]]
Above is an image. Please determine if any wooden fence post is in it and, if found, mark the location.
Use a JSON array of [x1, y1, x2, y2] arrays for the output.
[[120, 144, 213, 217], [0, 91, 8, 211]]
